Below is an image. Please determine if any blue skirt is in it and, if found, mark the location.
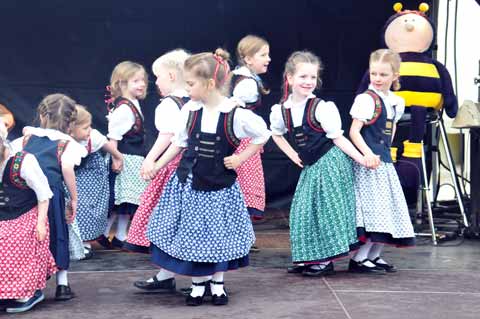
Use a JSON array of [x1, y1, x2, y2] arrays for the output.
[[49, 184, 69, 270], [147, 174, 254, 276]]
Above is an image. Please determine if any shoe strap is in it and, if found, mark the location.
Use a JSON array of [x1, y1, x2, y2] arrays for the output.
[[210, 281, 224, 285], [191, 281, 207, 286]]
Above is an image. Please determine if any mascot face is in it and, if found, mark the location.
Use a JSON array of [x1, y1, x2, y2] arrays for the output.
[[384, 12, 434, 53]]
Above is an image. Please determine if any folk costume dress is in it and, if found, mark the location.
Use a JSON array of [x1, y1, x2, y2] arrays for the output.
[[0, 151, 56, 299], [270, 94, 360, 264], [230, 66, 267, 219], [107, 97, 149, 214], [146, 98, 271, 276], [19, 128, 87, 270], [124, 91, 189, 253], [350, 85, 415, 246]]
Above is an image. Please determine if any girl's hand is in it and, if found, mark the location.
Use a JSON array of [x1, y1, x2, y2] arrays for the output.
[[111, 155, 124, 173], [224, 155, 243, 170], [36, 219, 47, 241], [65, 199, 77, 224], [289, 151, 304, 168], [365, 153, 381, 169], [140, 158, 155, 179]]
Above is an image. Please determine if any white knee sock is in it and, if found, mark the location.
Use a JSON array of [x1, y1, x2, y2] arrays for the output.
[[368, 243, 384, 261], [104, 215, 116, 237], [191, 276, 210, 297], [83, 242, 92, 249], [211, 272, 225, 296], [146, 269, 174, 283], [56, 270, 68, 286], [353, 239, 374, 262], [309, 261, 332, 270], [115, 214, 130, 241]]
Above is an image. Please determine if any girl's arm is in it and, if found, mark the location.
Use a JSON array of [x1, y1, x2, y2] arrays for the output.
[[141, 133, 173, 180], [149, 144, 183, 179], [332, 135, 366, 166], [36, 199, 49, 241], [102, 139, 124, 172], [271, 135, 303, 168], [349, 119, 380, 169], [392, 123, 397, 142], [224, 142, 266, 169], [62, 163, 77, 223]]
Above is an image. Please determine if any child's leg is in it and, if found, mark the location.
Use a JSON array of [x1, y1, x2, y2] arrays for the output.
[[190, 276, 210, 297], [352, 239, 374, 262], [56, 270, 68, 286], [210, 272, 225, 296], [104, 214, 116, 237], [147, 269, 174, 282], [115, 214, 130, 241], [368, 243, 384, 261]]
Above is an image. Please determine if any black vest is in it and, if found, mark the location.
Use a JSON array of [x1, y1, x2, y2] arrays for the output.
[[281, 98, 334, 166], [230, 74, 263, 113], [176, 108, 240, 191], [23, 135, 68, 187], [361, 90, 394, 163], [111, 97, 146, 156], [0, 152, 38, 221]]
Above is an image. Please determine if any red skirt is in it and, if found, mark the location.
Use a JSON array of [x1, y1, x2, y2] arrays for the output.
[[235, 138, 266, 212], [0, 208, 57, 299], [125, 154, 182, 250]]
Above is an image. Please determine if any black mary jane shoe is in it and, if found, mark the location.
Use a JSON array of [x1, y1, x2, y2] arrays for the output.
[[96, 235, 113, 249], [348, 259, 386, 274], [287, 264, 307, 274], [110, 237, 125, 249], [372, 257, 397, 273], [181, 280, 211, 296], [83, 247, 94, 260], [134, 277, 176, 292], [55, 285, 76, 301], [302, 263, 335, 277], [185, 281, 207, 306], [210, 281, 228, 306]]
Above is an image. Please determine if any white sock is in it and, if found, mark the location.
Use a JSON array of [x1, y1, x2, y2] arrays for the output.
[[115, 214, 130, 241], [56, 270, 68, 286], [368, 243, 384, 261], [104, 215, 116, 237], [211, 272, 225, 296], [353, 239, 374, 262], [310, 261, 331, 270], [191, 276, 210, 297], [146, 269, 174, 283], [83, 242, 92, 249]]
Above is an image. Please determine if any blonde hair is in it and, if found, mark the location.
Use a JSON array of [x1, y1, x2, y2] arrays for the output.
[[74, 105, 92, 127], [109, 61, 148, 99], [236, 35, 269, 66], [37, 93, 77, 134], [369, 49, 402, 91], [152, 49, 190, 84], [281, 51, 324, 102], [0, 104, 15, 131], [184, 48, 231, 95]]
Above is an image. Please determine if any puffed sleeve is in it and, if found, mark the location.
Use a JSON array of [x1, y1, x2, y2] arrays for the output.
[[233, 108, 271, 144], [154, 98, 182, 134], [171, 106, 191, 148], [393, 94, 405, 123], [107, 104, 135, 140], [21, 153, 54, 201], [232, 78, 259, 104], [350, 94, 376, 122], [60, 139, 88, 167], [269, 104, 287, 135], [315, 100, 344, 139], [89, 129, 108, 153]]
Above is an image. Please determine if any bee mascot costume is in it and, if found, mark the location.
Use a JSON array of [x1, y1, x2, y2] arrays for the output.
[[358, 2, 458, 204]]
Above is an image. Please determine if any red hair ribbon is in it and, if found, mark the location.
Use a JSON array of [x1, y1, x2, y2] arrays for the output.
[[104, 85, 114, 110], [213, 54, 229, 85], [282, 75, 289, 102]]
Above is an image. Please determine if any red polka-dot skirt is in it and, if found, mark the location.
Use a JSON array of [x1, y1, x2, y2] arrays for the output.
[[0, 207, 57, 299], [125, 154, 182, 250], [235, 138, 266, 213]]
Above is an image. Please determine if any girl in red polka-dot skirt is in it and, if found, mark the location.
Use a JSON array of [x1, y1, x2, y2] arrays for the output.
[[0, 128, 57, 313]]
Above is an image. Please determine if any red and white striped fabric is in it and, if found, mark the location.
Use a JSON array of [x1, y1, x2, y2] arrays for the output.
[[0, 207, 57, 299], [126, 154, 182, 248], [235, 138, 266, 212]]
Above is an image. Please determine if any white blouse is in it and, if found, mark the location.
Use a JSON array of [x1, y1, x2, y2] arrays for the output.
[[80, 129, 108, 153], [10, 127, 87, 166], [350, 85, 405, 123], [270, 94, 344, 139], [154, 89, 188, 134], [107, 99, 143, 141], [0, 152, 53, 202], [231, 66, 259, 104], [172, 98, 271, 148]]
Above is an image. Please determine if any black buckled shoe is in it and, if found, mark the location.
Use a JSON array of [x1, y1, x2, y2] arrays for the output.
[[134, 277, 176, 292], [287, 264, 307, 274], [210, 281, 228, 306], [302, 262, 335, 277], [348, 259, 386, 274], [96, 235, 113, 249], [55, 285, 76, 301], [372, 257, 397, 273], [110, 237, 124, 249], [181, 280, 212, 296], [185, 281, 207, 306], [6, 290, 45, 313]]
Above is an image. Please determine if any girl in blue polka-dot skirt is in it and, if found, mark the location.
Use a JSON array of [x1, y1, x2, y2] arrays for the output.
[[146, 48, 271, 306]]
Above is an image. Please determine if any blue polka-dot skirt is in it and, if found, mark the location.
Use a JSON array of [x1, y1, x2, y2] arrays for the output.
[[147, 173, 254, 276], [74, 152, 110, 241]]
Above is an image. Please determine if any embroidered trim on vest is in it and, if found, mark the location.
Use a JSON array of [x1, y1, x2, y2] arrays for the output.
[[306, 98, 325, 133], [224, 107, 241, 148], [280, 104, 292, 133], [114, 98, 143, 136], [186, 110, 198, 136], [57, 139, 70, 165], [233, 74, 262, 110], [168, 96, 188, 109], [9, 151, 29, 189], [364, 90, 383, 126]]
